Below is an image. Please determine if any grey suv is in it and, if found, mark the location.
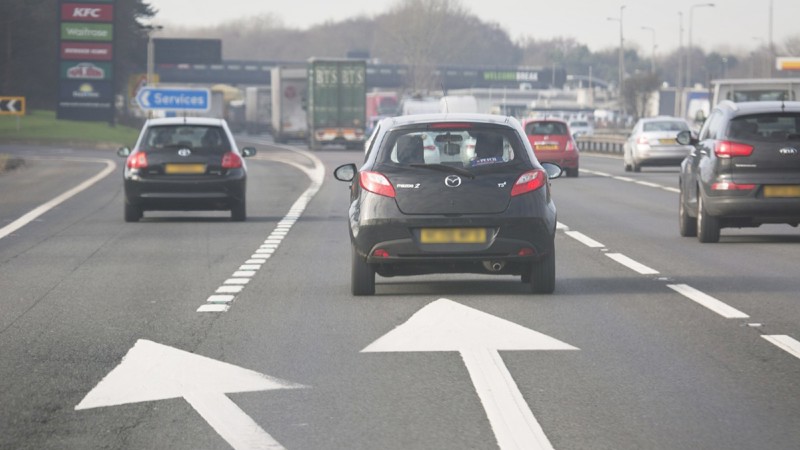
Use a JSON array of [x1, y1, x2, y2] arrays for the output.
[[678, 100, 800, 242]]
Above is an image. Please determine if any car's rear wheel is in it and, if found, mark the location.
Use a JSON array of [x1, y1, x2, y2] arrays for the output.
[[124, 203, 141, 222], [697, 194, 720, 243], [679, 187, 697, 237], [529, 246, 555, 294], [566, 167, 579, 177], [231, 199, 246, 221], [351, 246, 375, 295]]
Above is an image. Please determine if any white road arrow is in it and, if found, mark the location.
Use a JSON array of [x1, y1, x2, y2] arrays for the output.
[[362, 298, 578, 450], [76, 339, 305, 450]]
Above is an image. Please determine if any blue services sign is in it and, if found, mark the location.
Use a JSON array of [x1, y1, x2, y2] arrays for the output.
[[136, 87, 210, 111]]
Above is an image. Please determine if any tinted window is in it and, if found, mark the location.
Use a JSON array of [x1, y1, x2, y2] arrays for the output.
[[142, 125, 230, 153], [728, 113, 800, 142], [729, 90, 795, 102], [643, 120, 689, 132], [379, 126, 523, 169], [525, 121, 568, 135]]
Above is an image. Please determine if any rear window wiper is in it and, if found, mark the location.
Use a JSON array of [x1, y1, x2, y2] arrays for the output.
[[409, 163, 475, 179]]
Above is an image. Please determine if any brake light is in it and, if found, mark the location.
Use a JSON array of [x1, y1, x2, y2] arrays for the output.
[[430, 123, 473, 129], [637, 136, 650, 145], [711, 182, 756, 191], [373, 249, 390, 258], [221, 151, 243, 169], [359, 171, 396, 198], [126, 151, 148, 169], [511, 170, 546, 196], [566, 139, 576, 152], [715, 141, 753, 158]]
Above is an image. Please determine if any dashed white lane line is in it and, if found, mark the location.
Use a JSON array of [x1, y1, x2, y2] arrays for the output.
[[197, 144, 325, 313], [666, 284, 750, 319], [581, 168, 680, 194], [763, 335, 800, 360], [605, 253, 659, 275], [564, 230, 605, 248]]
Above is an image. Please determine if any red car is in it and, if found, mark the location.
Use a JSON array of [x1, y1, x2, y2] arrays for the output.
[[522, 118, 580, 177]]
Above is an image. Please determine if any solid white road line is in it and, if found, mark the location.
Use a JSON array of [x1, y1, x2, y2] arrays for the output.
[[763, 335, 800, 360], [605, 253, 659, 275], [0, 157, 116, 240], [667, 284, 750, 319]]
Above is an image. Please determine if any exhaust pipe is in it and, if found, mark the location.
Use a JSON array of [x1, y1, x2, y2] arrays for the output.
[[482, 261, 505, 272]]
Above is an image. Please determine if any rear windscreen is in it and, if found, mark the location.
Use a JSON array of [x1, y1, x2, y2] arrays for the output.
[[379, 126, 525, 169], [728, 113, 800, 142], [141, 125, 230, 152], [643, 121, 689, 132], [525, 121, 568, 135]]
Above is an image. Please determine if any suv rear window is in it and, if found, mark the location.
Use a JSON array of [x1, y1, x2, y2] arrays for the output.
[[379, 126, 523, 169], [525, 121, 568, 135], [643, 121, 689, 132], [728, 114, 800, 142], [141, 125, 230, 153]]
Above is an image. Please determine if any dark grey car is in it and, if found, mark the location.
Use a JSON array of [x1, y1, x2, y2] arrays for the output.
[[678, 100, 800, 242]]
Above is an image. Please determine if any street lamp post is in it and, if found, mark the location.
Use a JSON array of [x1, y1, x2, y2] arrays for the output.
[[607, 4, 626, 116], [676, 12, 683, 117], [145, 24, 163, 86], [641, 26, 656, 73], [686, 3, 714, 89]]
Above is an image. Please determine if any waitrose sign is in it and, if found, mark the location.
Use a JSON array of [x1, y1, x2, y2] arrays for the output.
[[61, 23, 113, 41]]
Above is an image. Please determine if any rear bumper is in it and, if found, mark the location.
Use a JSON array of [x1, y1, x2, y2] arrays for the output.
[[704, 190, 800, 224], [124, 171, 246, 210], [536, 152, 579, 169], [634, 145, 691, 166]]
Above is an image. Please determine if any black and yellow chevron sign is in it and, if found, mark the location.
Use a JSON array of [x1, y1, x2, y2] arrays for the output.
[[0, 97, 25, 115]]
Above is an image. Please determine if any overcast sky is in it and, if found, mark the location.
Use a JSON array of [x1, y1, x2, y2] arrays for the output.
[[146, 0, 799, 54]]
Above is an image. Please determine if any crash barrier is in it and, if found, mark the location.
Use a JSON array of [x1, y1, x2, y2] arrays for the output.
[[575, 135, 625, 154]]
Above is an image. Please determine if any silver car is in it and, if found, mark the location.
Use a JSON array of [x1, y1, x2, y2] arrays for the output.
[[623, 117, 694, 172]]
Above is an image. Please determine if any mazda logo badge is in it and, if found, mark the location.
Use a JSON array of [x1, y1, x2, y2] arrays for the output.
[[779, 147, 798, 156], [444, 175, 462, 187], [178, 148, 192, 157]]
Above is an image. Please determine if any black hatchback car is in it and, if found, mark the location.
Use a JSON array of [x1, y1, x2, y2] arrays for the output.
[[678, 100, 800, 242], [118, 117, 255, 222], [334, 113, 562, 295]]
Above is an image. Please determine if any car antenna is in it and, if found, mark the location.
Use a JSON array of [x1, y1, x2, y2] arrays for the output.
[[441, 83, 449, 113]]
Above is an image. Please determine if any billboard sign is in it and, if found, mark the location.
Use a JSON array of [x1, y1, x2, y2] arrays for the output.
[[136, 87, 211, 111], [60, 42, 113, 60], [61, 3, 114, 22], [61, 61, 112, 80]]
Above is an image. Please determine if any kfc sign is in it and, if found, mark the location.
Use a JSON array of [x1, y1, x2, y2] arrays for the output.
[[61, 3, 113, 22]]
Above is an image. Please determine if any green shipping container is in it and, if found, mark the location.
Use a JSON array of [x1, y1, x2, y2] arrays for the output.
[[307, 58, 367, 150]]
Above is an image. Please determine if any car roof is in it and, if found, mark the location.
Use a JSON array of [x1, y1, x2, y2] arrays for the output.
[[717, 100, 800, 114], [522, 118, 568, 125], [144, 117, 228, 127], [639, 116, 688, 123], [382, 113, 519, 128]]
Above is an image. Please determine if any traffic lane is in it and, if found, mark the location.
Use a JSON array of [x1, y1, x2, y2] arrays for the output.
[[0, 156, 310, 449], [580, 152, 682, 189], [186, 150, 800, 449], [561, 153, 800, 334], [0, 146, 114, 227]]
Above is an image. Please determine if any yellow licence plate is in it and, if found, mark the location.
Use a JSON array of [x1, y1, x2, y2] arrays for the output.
[[764, 185, 800, 198], [164, 164, 206, 174], [420, 228, 487, 244], [658, 139, 677, 145], [535, 144, 559, 151]]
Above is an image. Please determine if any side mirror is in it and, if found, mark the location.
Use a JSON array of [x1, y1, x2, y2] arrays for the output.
[[241, 147, 256, 157], [334, 163, 357, 182], [117, 147, 131, 157], [676, 130, 697, 146], [541, 162, 562, 179]]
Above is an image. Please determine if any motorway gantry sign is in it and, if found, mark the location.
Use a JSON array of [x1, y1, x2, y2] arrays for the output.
[[136, 87, 211, 111], [0, 97, 25, 116]]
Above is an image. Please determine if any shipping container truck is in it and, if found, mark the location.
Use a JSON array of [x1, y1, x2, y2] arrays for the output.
[[307, 58, 367, 150], [244, 86, 272, 134], [270, 66, 308, 144]]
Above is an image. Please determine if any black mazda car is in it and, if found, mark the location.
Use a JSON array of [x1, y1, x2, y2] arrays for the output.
[[118, 117, 255, 222], [678, 100, 800, 242], [334, 113, 562, 295]]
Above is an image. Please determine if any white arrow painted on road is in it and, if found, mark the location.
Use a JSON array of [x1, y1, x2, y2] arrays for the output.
[[363, 298, 578, 450], [76, 339, 306, 450]]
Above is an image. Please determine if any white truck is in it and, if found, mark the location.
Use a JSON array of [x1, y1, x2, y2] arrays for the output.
[[244, 86, 272, 134], [270, 66, 308, 144], [711, 78, 800, 106]]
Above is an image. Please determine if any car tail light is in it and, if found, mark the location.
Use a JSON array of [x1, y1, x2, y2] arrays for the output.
[[566, 139, 576, 152], [511, 170, 546, 196], [637, 136, 650, 145], [221, 151, 243, 169], [359, 171, 396, 198], [715, 141, 754, 158], [711, 181, 756, 191], [430, 123, 473, 129], [126, 151, 148, 169], [373, 249, 390, 258], [518, 248, 536, 256]]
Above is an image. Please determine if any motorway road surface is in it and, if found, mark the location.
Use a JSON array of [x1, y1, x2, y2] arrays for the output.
[[1, 140, 799, 450]]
